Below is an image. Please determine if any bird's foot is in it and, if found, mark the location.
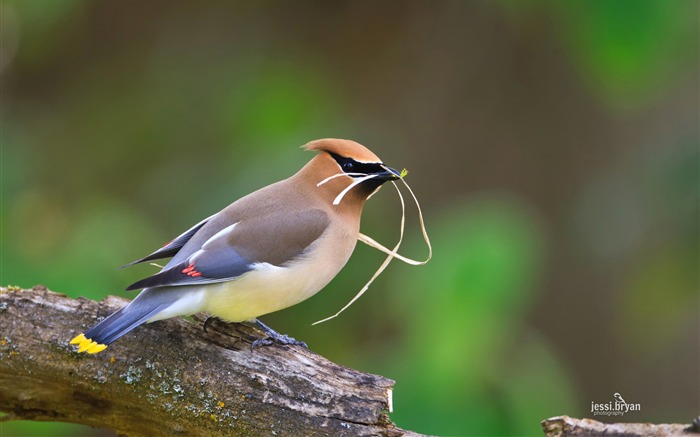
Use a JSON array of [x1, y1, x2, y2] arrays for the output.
[[251, 319, 308, 350]]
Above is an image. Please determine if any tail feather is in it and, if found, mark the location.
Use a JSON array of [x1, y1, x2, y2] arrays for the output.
[[71, 302, 167, 354], [88, 305, 166, 345], [71, 286, 197, 354]]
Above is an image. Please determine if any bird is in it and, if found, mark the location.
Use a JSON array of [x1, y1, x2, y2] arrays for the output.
[[71, 138, 401, 354]]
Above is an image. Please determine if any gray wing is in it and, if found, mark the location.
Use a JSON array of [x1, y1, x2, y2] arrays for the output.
[[125, 209, 329, 290]]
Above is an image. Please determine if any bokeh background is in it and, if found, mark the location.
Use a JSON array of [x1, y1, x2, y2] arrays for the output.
[[2, 1, 698, 436]]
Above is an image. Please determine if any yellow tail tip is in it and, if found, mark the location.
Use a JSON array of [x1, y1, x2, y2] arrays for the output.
[[71, 334, 107, 354], [86, 343, 107, 354], [77, 340, 94, 353], [70, 333, 87, 345]]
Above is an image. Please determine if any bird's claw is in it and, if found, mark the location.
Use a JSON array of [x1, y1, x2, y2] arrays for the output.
[[251, 335, 307, 350], [251, 319, 308, 350]]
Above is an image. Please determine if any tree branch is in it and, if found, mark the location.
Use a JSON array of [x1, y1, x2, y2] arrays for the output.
[[541, 415, 699, 437], [0, 286, 423, 436]]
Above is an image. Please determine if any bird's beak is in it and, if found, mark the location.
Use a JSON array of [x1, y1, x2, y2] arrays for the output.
[[375, 166, 401, 181]]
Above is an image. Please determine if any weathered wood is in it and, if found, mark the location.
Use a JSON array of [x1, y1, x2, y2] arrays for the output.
[[0, 286, 422, 436], [541, 415, 698, 437]]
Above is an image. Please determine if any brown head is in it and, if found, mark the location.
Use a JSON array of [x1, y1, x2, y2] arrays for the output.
[[294, 138, 400, 210]]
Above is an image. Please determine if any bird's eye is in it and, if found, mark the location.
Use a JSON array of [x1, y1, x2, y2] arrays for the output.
[[342, 161, 354, 172]]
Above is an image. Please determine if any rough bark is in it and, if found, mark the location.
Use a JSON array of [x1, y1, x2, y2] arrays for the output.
[[541, 415, 699, 437], [0, 286, 423, 436]]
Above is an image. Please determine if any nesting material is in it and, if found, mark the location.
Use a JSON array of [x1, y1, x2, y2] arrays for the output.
[[313, 168, 432, 325]]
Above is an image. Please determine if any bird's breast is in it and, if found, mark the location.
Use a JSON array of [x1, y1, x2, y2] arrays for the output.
[[200, 224, 358, 322]]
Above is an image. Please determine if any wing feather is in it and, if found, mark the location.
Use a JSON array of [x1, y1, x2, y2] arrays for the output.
[[121, 214, 214, 268], [125, 209, 329, 291]]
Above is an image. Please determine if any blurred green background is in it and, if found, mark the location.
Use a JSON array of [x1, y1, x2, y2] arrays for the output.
[[2, 1, 698, 436]]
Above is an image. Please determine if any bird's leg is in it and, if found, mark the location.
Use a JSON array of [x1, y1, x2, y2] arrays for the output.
[[251, 319, 308, 349]]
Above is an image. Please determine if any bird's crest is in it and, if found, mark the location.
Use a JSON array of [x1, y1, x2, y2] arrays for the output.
[[303, 138, 381, 163]]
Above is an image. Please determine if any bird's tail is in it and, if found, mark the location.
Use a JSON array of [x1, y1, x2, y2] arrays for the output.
[[70, 297, 168, 354]]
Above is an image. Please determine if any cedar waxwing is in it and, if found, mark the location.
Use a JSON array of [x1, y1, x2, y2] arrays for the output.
[[71, 139, 401, 354]]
